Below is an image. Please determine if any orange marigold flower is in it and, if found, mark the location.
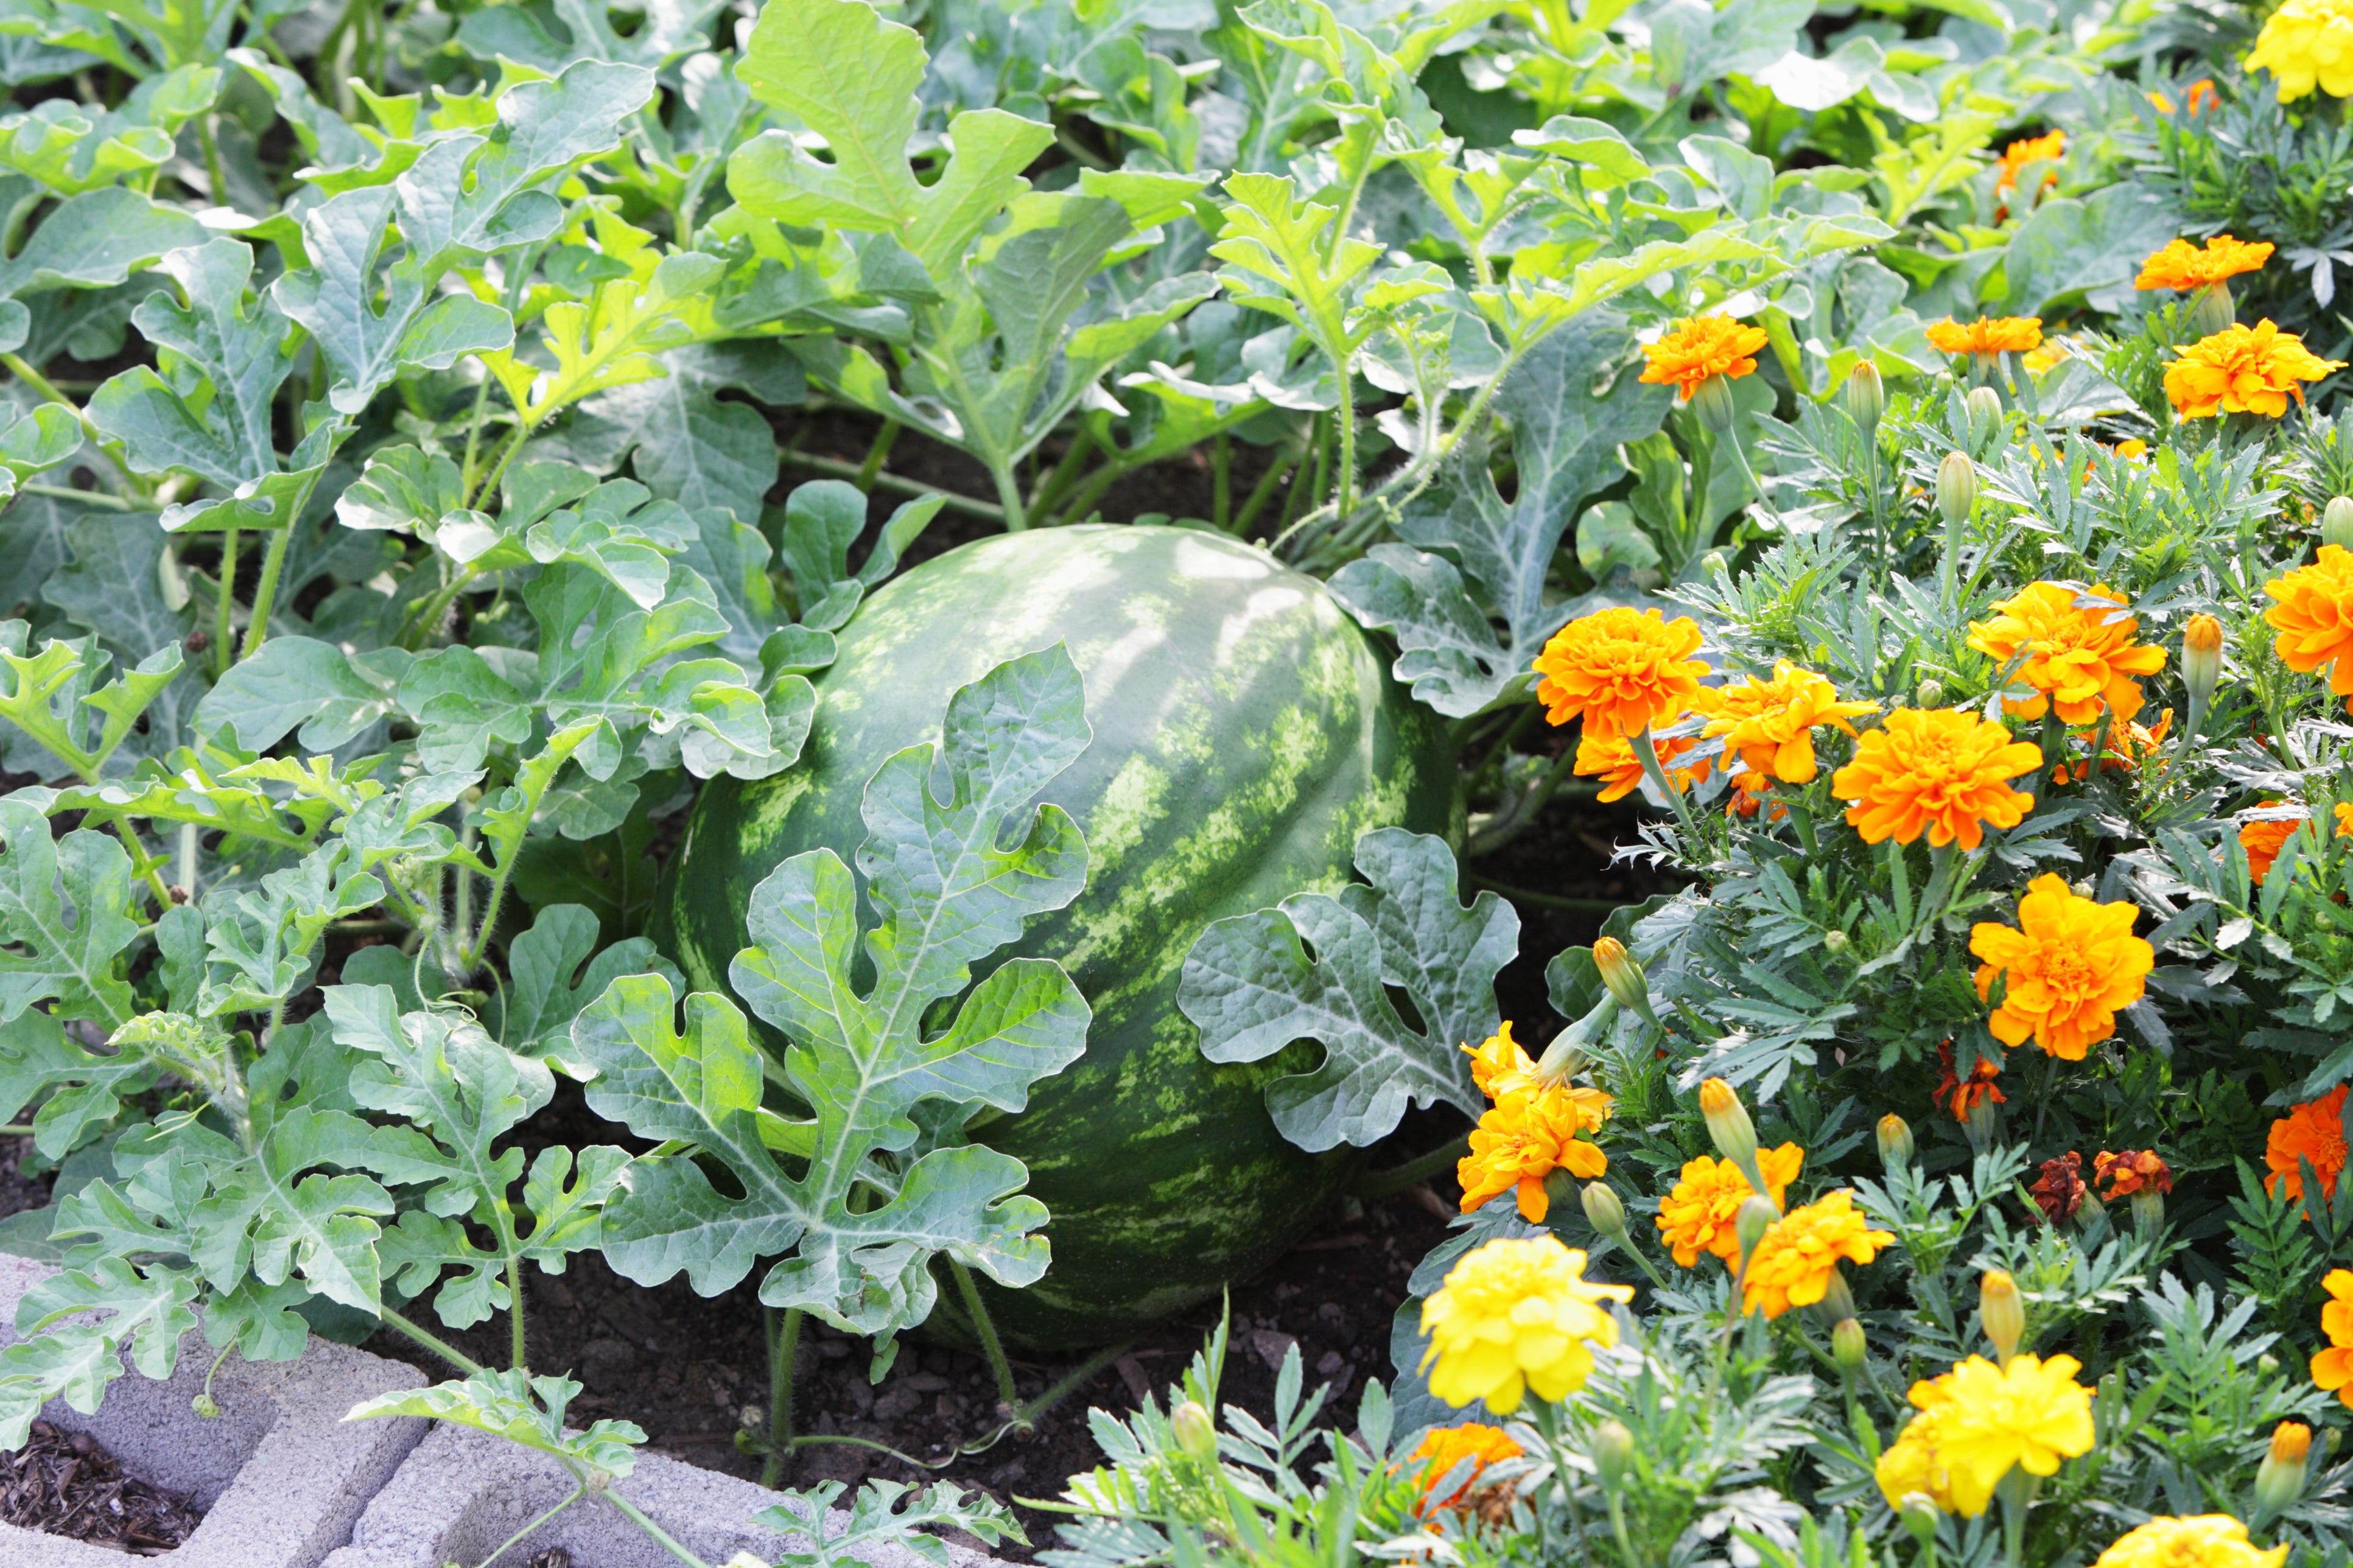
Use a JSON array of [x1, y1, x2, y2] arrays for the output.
[[1967, 581, 2167, 727], [1700, 663, 1878, 789], [2264, 545, 2353, 712], [1969, 874, 2154, 1060], [1574, 727, 1711, 803], [1740, 1191, 1893, 1319], [2165, 320, 2346, 419], [1458, 1083, 1611, 1223], [2267, 1084, 2349, 1205], [1411, 1423, 1522, 1513], [1994, 130, 2064, 197], [2094, 1149, 2173, 1199], [1927, 316, 2045, 357], [1830, 709, 2044, 850], [1465, 1022, 1539, 1100], [1655, 1144, 1805, 1267], [1638, 315, 1770, 401], [2052, 709, 2172, 785], [2136, 235, 2275, 292], [1934, 1041, 2005, 1123], [2315, 1269, 2353, 1407], [2027, 1151, 2086, 1223], [2239, 803, 2308, 884], [1532, 607, 1710, 736], [2148, 78, 2220, 113]]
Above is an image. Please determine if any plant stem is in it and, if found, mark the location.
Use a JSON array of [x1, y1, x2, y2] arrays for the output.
[[238, 523, 296, 660], [1331, 370, 1357, 523], [1461, 873, 1621, 912], [949, 1259, 1022, 1418], [197, 111, 228, 206], [599, 1486, 718, 1568], [19, 482, 136, 508], [505, 1248, 528, 1373], [212, 528, 239, 677], [989, 461, 1027, 531], [1232, 439, 1301, 537], [1027, 423, 1095, 518], [474, 1482, 586, 1568], [777, 448, 1003, 522], [1632, 728, 1700, 841], [1350, 1134, 1470, 1198], [760, 1306, 801, 1490], [854, 419, 902, 492], [470, 424, 530, 512], [379, 1306, 488, 1376]]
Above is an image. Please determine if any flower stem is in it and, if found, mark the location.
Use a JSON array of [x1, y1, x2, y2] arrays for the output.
[[1632, 728, 1701, 842]]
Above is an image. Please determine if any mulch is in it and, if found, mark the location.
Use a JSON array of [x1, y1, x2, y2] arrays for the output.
[[0, 1419, 205, 1554]]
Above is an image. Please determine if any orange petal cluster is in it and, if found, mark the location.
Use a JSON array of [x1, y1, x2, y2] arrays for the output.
[[2264, 545, 2353, 712], [1574, 726, 1711, 803], [1655, 1144, 1805, 1267], [2315, 1269, 2353, 1408], [2232, 800, 2352, 883], [1994, 130, 2064, 197], [1638, 315, 1770, 401], [1968, 875, 2153, 1060], [1927, 316, 2045, 357], [1966, 581, 2166, 727], [1410, 1423, 1522, 1513], [1702, 662, 1878, 796], [2093, 1149, 2172, 1199], [1532, 607, 1710, 737], [2165, 320, 2344, 419], [1933, 1041, 2005, 1123], [2267, 1083, 2349, 1204], [2135, 234, 2274, 291], [1457, 1025, 1611, 1223], [1740, 1191, 1893, 1319], [1829, 709, 2043, 850]]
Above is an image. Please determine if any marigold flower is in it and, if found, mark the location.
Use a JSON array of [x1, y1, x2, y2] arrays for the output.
[[1934, 1041, 2005, 1123], [2314, 1268, 2353, 1405], [1909, 1352, 2096, 1516], [1831, 709, 2043, 850], [1969, 874, 2153, 1060], [2266, 1083, 2349, 1204], [2027, 1151, 2086, 1223], [2165, 320, 2345, 419], [2093, 1149, 2172, 1199], [1655, 1144, 1805, 1267], [1700, 663, 1878, 793], [1459, 1088, 1611, 1222], [1418, 1235, 1633, 1414], [1927, 317, 2045, 357], [1465, 1022, 1536, 1101], [1638, 315, 1770, 401], [1740, 1191, 1893, 1318], [1532, 607, 1710, 737], [1874, 1398, 1963, 1513], [1410, 1423, 1522, 1513], [2092, 1516, 2288, 1568], [2264, 545, 2353, 711], [2051, 710, 2172, 785], [1993, 130, 2063, 197], [2147, 78, 2220, 113], [2239, 803, 2308, 884], [1968, 581, 2167, 727], [2136, 236, 2275, 292], [1574, 727, 1710, 802], [2250, 0, 2353, 100]]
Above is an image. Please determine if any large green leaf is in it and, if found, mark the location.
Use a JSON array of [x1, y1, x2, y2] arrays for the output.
[[571, 645, 1093, 1332], [0, 800, 139, 1026]]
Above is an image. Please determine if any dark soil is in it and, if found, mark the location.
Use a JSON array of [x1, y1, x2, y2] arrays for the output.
[[0, 1418, 205, 1554]]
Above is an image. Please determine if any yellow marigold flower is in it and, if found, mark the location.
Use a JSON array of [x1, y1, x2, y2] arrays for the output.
[[2136, 235, 2276, 292], [1458, 1087, 1611, 1223], [1830, 709, 2043, 850], [1927, 317, 2045, 357], [2115, 438, 2149, 460], [2091, 1516, 2288, 1568], [1968, 873, 2154, 1061], [1739, 1191, 1893, 1318], [2314, 1268, 2353, 1405], [1465, 1021, 1536, 1100], [2268, 1085, 2349, 1206], [1966, 581, 2167, 727], [2250, 0, 2353, 100], [1418, 1235, 1633, 1415], [1410, 1423, 1522, 1514], [1574, 727, 1711, 802], [1994, 130, 2064, 197], [1655, 1144, 1806, 1267], [1874, 1396, 1962, 1513], [2264, 544, 2353, 711], [1923, 1352, 2096, 1516], [2165, 320, 2346, 419], [1532, 607, 1710, 737], [1638, 315, 1770, 401], [1701, 663, 1878, 791]]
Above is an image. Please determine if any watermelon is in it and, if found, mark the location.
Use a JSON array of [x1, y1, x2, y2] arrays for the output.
[[650, 525, 1458, 1345]]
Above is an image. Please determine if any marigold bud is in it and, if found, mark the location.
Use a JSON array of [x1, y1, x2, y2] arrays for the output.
[[1593, 938, 1652, 1020], [1844, 361, 1885, 436], [1735, 1194, 1779, 1258], [1699, 1077, 1758, 1168], [2256, 1420, 2311, 1515], [1964, 385, 2003, 443], [1582, 1180, 1629, 1241], [2326, 496, 2353, 552], [1899, 1494, 1942, 1544], [1877, 1113, 1915, 1170], [1915, 678, 1945, 709], [1691, 373, 1737, 435], [1937, 451, 1977, 528], [2181, 613, 2223, 713], [1980, 1270, 2025, 1365], [1831, 1317, 1867, 1373], [1591, 1419, 1635, 1489], [1822, 928, 1850, 954], [1173, 1399, 1218, 1463]]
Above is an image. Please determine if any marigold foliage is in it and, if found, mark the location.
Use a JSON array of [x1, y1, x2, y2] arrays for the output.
[[1831, 709, 2044, 850], [1419, 1236, 1633, 1415], [1968, 874, 2155, 1060]]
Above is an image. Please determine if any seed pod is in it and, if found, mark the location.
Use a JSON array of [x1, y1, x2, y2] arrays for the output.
[[1980, 1270, 2026, 1365], [1591, 1419, 1635, 1489], [1582, 1180, 1630, 1241], [1937, 452, 1977, 528], [1843, 361, 1885, 436], [1877, 1113, 1915, 1170], [1173, 1399, 1218, 1463], [1831, 1317, 1867, 1373], [1916, 679, 1946, 708], [2325, 495, 2353, 551]]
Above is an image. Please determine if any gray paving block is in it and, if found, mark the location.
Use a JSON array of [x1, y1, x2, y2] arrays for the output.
[[0, 1255, 430, 1568], [322, 1421, 1005, 1568]]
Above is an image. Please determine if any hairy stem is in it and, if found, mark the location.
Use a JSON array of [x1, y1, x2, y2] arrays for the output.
[[238, 522, 297, 660], [760, 1306, 801, 1489], [949, 1259, 1022, 1417], [379, 1306, 488, 1377], [212, 528, 239, 677]]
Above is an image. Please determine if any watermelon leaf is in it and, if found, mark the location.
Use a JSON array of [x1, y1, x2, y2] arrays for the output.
[[0, 800, 143, 1028], [1327, 315, 1671, 719], [0, 1256, 200, 1449], [572, 644, 1094, 1334], [1178, 828, 1510, 1150], [346, 1367, 646, 1475]]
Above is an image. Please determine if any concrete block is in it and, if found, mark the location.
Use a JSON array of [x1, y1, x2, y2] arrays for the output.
[[0, 1255, 430, 1568], [322, 1421, 1005, 1568]]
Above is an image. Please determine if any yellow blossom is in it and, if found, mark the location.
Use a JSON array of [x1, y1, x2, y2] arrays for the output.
[[1702, 663, 1878, 794], [1739, 1191, 1893, 1318], [1419, 1236, 1633, 1415], [2250, 0, 2353, 100], [1655, 1144, 1805, 1267], [2091, 1516, 2287, 1568]]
